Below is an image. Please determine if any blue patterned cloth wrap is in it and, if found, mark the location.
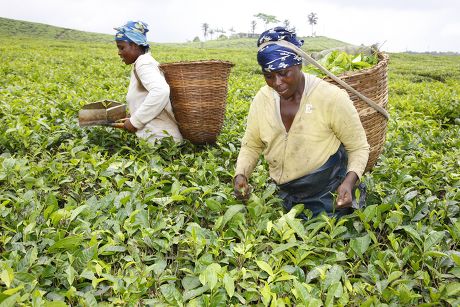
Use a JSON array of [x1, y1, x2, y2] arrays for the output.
[[257, 27, 304, 72], [278, 145, 367, 219], [114, 21, 150, 47]]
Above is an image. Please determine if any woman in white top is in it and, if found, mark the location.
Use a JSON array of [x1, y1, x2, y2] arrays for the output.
[[114, 21, 182, 142]]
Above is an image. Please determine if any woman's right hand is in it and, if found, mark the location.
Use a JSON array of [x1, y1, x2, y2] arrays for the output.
[[123, 118, 138, 133], [234, 174, 250, 201]]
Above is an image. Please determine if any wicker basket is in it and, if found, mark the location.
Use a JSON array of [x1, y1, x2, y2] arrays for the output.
[[324, 52, 389, 173], [159, 60, 234, 144]]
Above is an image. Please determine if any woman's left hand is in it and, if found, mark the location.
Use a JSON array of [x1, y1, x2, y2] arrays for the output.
[[124, 119, 138, 133], [336, 171, 359, 208]]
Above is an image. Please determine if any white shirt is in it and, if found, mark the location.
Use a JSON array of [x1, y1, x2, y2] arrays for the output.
[[127, 53, 182, 142]]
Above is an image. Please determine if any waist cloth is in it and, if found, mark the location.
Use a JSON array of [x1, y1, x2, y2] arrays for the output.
[[278, 145, 365, 219]]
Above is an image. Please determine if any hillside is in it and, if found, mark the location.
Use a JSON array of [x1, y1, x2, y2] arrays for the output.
[[0, 17, 351, 52], [0, 17, 112, 42], [168, 36, 351, 52]]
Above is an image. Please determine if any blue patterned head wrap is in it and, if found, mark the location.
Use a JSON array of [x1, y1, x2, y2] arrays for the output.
[[114, 21, 150, 47], [257, 27, 304, 72]]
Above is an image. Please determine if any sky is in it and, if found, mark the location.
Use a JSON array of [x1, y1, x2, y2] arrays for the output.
[[1, 0, 460, 53]]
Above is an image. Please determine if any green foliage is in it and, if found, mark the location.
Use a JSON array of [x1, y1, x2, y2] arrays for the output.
[[0, 17, 112, 42], [0, 27, 459, 306], [305, 50, 379, 77], [164, 36, 351, 52]]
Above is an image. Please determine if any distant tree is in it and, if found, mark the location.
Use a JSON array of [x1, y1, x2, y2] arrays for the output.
[[218, 34, 228, 40], [308, 12, 318, 36], [254, 13, 279, 30], [250, 20, 257, 35], [193, 36, 200, 42], [202, 23, 209, 40], [283, 19, 291, 30], [209, 29, 215, 40], [215, 28, 225, 36], [228, 27, 236, 37]]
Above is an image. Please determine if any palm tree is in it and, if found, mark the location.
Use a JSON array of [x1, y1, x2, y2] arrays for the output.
[[283, 19, 291, 30], [209, 29, 215, 40], [228, 27, 236, 38], [308, 12, 318, 37], [214, 28, 226, 40], [202, 23, 209, 41], [250, 20, 257, 36]]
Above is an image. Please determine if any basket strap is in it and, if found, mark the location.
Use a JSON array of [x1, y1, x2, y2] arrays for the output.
[[258, 41, 390, 120]]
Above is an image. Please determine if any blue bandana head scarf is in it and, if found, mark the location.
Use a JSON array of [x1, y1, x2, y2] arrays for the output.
[[114, 21, 150, 47], [257, 27, 304, 72]]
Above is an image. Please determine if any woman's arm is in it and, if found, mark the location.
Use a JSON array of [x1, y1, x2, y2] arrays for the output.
[[330, 90, 369, 207], [330, 90, 370, 180], [234, 94, 265, 199], [129, 62, 170, 130], [235, 96, 265, 177]]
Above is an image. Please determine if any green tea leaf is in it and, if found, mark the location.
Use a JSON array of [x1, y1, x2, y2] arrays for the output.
[[83, 292, 97, 307], [73, 246, 97, 269], [219, 205, 244, 230], [48, 236, 83, 253], [2, 284, 24, 296], [205, 198, 222, 211], [272, 242, 298, 255], [44, 301, 68, 307], [66, 266, 76, 286], [388, 271, 403, 284], [350, 234, 371, 257], [446, 282, 460, 297], [424, 231, 445, 252], [0, 293, 20, 306], [0, 265, 14, 288], [183, 285, 209, 301], [151, 260, 167, 276], [199, 263, 221, 290], [404, 190, 418, 201], [398, 225, 422, 244], [69, 205, 88, 222], [223, 273, 235, 298], [210, 289, 227, 307], [160, 284, 183, 305], [324, 265, 344, 288], [256, 260, 274, 277]]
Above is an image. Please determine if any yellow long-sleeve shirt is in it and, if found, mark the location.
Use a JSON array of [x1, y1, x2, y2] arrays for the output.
[[235, 73, 369, 184]]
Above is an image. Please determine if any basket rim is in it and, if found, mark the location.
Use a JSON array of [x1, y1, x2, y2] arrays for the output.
[[160, 59, 235, 67], [324, 52, 389, 81]]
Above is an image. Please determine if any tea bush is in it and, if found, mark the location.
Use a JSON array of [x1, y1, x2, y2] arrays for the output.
[[0, 36, 459, 306]]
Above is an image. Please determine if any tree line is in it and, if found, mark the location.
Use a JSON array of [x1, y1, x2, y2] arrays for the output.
[[199, 12, 319, 42]]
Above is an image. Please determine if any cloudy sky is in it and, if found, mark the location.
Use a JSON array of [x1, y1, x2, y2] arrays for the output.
[[2, 0, 459, 52]]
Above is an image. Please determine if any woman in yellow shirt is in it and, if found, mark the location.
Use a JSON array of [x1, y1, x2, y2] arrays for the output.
[[234, 27, 369, 218]]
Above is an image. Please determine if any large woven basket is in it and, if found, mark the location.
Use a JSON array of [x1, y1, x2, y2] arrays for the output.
[[324, 52, 389, 173], [159, 60, 234, 144]]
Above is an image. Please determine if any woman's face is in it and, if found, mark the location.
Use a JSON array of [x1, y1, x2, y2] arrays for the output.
[[116, 41, 142, 65], [263, 65, 303, 99]]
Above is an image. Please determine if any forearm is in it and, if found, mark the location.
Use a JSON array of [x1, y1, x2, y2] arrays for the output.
[[131, 61, 171, 129], [346, 144, 369, 179], [332, 94, 369, 178], [130, 89, 169, 129], [235, 146, 261, 179], [343, 171, 359, 187]]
